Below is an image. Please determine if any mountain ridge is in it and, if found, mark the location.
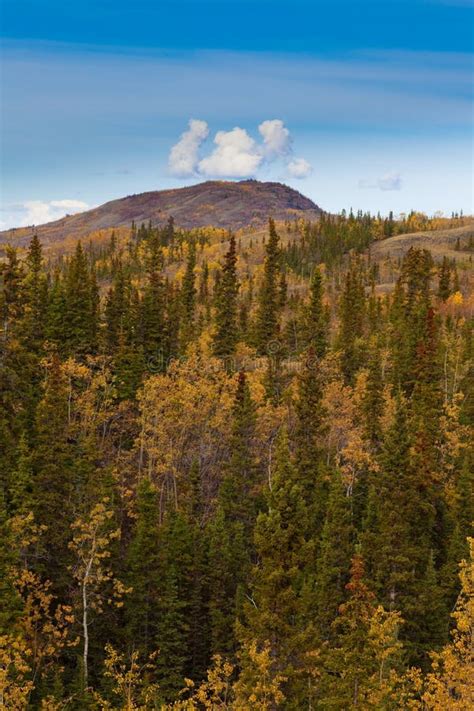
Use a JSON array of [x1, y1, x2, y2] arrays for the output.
[[1, 180, 323, 246]]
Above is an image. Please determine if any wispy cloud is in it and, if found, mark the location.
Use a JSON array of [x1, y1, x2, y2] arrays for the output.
[[358, 172, 402, 191], [0, 199, 90, 230]]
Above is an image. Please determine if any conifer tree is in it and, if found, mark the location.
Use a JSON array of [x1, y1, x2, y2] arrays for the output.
[[338, 259, 366, 382], [212, 234, 239, 359], [315, 471, 355, 640], [362, 392, 446, 665], [180, 240, 197, 347], [104, 264, 131, 352], [45, 270, 67, 349], [293, 348, 328, 542], [207, 373, 257, 656], [125, 477, 161, 657], [301, 267, 328, 357], [437, 256, 451, 301], [0, 247, 24, 332], [153, 511, 195, 701], [363, 339, 384, 449], [22, 235, 48, 353], [9, 433, 34, 516], [320, 553, 403, 708], [391, 247, 434, 393], [32, 354, 74, 589], [218, 371, 257, 527], [65, 242, 97, 354], [238, 429, 318, 705], [254, 218, 281, 355], [141, 241, 166, 364]]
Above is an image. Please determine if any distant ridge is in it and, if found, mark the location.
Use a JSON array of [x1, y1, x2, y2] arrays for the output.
[[1, 180, 323, 246]]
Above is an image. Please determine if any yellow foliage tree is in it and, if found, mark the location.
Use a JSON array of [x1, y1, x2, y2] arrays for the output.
[[69, 500, 130, 691], [420, 537, 474, 709]]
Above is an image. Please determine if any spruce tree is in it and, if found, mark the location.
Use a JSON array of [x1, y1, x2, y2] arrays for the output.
[[32, 354, 74, 590], [141, 241, 166, 365], [212, 234, 239, 360], [22, 234, 48, 353], [363, 339, 384, 450], [238, 429, 317, 706], [104, 264, 131, 353], [437, 256, 451, 301], [301, 267, 328, 357], [293, 347, 329, 543], [125, 477, 161, 657], [180, 240, 197, 347], [65, 242, 97, 355], [207, 373, 257, 656], [46, 270, 67, 349], [254, 218, 281, 355], [315, 471, 355, 640], [338, 259, 366, 382]]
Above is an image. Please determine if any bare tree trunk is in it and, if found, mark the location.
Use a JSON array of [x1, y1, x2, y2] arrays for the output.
[[82, 553, 94, 690]]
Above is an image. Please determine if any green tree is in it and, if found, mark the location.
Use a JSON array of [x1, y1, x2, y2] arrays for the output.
[[254, 219, 282, 355], [315, 471, 355, 641], [338, 259, 366, 382], [212, 234, 239, 359], [238, 429, 318, 706], [65, 242, 98, 354], [301, 266, 328, 357], [180, 240, 197, 347]]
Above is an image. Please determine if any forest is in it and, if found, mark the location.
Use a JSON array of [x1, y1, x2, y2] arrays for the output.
[[0, 211, 472, 709]]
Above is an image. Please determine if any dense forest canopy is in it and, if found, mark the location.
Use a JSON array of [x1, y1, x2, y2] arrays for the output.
[[0, 209, 472, 709]]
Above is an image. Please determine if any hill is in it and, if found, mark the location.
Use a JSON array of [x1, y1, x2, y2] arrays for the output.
[[0, 180, 322, 247], [369, 222, 474, 262]]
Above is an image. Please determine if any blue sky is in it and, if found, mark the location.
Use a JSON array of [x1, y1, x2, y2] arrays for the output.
[[1, 0, 473, 228]]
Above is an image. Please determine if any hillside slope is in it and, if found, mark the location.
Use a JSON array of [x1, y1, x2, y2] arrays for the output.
[[369, 222, 474, 262], [0, 180, 322, 247]]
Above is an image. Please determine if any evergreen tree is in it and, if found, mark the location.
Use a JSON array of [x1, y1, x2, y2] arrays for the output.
[[212, 234, 239, 359], [363, 339, 384, 450], [238, 429, 318, 706], [207, 373, 258, 656], [0, 246, 24, 332], [315, 471, 355, 640], [141, 241, 166, 365], [46, 270, 67, 349], [320, 552, 403, 709], [22, 235, 48, 353], [254, 218, 281, 355], [301, 266, 328, 357], [362, 391, 446, 665], [104, 264, 131, 352], [65, 242, 97, 354], [180, 240, 197, 347], [438, 256, 451, 301], [125, 478, 161, 657], [219, 371, 258, 526], [32, 354, 74, 589], [293, 348, 329, 542], [338, 259, 366, 382]]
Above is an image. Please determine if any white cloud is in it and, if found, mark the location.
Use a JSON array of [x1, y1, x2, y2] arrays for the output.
[[258, 119, 292, 158], [168, 118, 209, 177], [198, 127, 262, 178], [358, 172, 402, 191], [0, 199, 90, 230], [287, 158, 313, 179], [169, 118, 313, 181]]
